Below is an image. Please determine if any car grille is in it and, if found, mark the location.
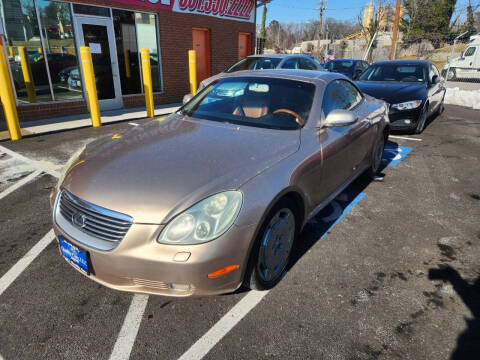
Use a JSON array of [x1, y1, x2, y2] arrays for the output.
[[59, 190, 133, 243]]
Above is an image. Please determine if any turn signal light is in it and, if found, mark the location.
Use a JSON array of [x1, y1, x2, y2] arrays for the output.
[[207, 265, 239, 278]]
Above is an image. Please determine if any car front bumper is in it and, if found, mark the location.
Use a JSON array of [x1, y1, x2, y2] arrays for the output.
[[388, 107, 422, 131], [51, 190, 256, 297]]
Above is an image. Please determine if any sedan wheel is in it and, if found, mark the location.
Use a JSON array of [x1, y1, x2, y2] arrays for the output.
[[415, 104, 428, 134], [371, 134, 385, 174], [245, 201, 297, 290]]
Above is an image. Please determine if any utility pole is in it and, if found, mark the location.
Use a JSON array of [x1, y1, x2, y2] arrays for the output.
[[318, 0, 326, 58], [390, 0, 401, 60], [259, 3, 267, 54]]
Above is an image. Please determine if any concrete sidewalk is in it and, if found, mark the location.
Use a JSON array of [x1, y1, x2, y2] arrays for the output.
[[1, 103, 181, 140]]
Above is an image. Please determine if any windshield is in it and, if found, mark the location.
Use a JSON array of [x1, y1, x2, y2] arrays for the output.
[[359, 63, 427, 82], [179, 77, 315, 130], [326, 60, 355, 73], [225, 57, 282, 73]]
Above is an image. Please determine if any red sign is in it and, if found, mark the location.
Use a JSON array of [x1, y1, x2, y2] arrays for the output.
[[98, 0, 174, 11], [173, 0, 255, 22]]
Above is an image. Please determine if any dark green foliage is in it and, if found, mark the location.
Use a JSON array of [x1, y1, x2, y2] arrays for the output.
[[401, 0, 457, 47]]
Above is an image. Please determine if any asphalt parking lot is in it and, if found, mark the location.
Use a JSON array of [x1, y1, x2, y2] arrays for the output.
[[0, 105, 479, 360]]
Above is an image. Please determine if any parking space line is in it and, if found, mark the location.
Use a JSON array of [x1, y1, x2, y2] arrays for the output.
[[0, 145, 61, 178], [389, 135, 422, 142], [178, 291, 268, 360], [0, 169, 43, 201], [109, 294, 149, 360], [0, 230, 55, 297]]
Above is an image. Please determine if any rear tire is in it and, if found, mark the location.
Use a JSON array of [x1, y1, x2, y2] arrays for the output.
[[244, 199, 298, 291]]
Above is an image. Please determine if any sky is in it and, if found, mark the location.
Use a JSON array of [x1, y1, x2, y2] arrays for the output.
[[256, 0, 473, 25]]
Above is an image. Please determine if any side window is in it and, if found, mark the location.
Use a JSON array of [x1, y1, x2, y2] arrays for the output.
[[339, 80, 363, 109], [362, 62, 369, 70], [299, 58, 316, 70], [464, 47, 476, 57], [281, 58, 299, 69], [322, 80, 363, 117]]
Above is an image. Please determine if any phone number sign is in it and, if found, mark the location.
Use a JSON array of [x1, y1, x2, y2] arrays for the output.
[[173, 0, 255, 22], [103, 0, 255, 22]]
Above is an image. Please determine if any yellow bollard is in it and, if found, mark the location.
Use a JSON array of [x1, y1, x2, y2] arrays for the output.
[[0, 45, 22, 140], [80, 46, 101, 127], [8, 47, 14, 58], [18, 46, 37, 103], [124, 49, 131, 78], [140, 48, 154, 118], [188, 50, 197, 95]]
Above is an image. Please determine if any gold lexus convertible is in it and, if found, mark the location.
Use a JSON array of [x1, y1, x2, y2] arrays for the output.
[[52, 70, 389, 297]]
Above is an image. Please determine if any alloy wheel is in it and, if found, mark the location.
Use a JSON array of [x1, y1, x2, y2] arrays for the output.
[[257, 208, 295, 283]]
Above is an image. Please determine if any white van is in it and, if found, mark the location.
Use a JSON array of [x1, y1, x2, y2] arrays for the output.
[[443, 37, 480, 81]]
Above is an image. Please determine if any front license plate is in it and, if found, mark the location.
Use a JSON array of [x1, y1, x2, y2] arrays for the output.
[[59, 237, 89, 275]]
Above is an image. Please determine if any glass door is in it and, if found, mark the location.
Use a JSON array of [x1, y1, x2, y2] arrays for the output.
[[74, 16, 122, 111]]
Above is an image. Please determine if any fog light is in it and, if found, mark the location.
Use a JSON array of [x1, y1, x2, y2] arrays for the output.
[[405, 119, 411, 124], [168, 283, 191, 291]]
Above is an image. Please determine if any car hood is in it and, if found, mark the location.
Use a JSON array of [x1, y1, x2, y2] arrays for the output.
[[62, 115, 300, 224], [355, 81, 427, 105]]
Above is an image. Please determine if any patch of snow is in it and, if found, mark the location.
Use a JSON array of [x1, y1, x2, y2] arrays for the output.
[[444, 87, 480, 109]]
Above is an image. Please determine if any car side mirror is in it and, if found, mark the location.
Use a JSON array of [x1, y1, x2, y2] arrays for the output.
[[183, 93, 194, 105], [431, 75, 440, 84], [460, 51, 464, 59], [324, 110, 357, 127]]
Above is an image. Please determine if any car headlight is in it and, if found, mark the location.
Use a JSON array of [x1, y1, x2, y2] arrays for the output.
[[158, 191, 243, 245], [56, 145, 86, 192], [391, 100, 423, 111]]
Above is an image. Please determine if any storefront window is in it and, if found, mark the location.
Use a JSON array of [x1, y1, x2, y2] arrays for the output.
[[0, 0, 52, 103], [38, 1, 83, 101], [136, 12, 162, 92], [113, 9, 141, 95], [72, 4, 110, 18]]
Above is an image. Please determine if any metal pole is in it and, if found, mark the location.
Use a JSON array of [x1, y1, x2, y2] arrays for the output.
[[318, 0, 326, 58], [80, 46, 101, 127], [188, 50, 198, 96], [0, 43, 22, 140], [390, 0, 401, 60], [141, 48, 154, 118], [18, 46, 37, 103]]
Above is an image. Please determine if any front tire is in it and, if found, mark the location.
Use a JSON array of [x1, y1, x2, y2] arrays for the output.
[[446, 68, 456, 81], [244, 199, 297, 291], [415, 104, 428, 134], [366, 132, 386, 177]]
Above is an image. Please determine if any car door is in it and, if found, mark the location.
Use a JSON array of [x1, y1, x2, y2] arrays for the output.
[[315, 79, 372, 202], [457, 46, 476, 79]]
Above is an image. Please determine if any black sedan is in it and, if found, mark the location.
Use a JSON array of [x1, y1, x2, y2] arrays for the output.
[[325, 59, 369, 79], [355, 60, 446, 134]]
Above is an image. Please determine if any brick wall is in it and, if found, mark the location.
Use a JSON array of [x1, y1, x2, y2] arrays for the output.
[[1, 0, 255, 123]]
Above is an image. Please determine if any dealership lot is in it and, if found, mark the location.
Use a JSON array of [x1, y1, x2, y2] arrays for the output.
[[0, 105, 479, 360]]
